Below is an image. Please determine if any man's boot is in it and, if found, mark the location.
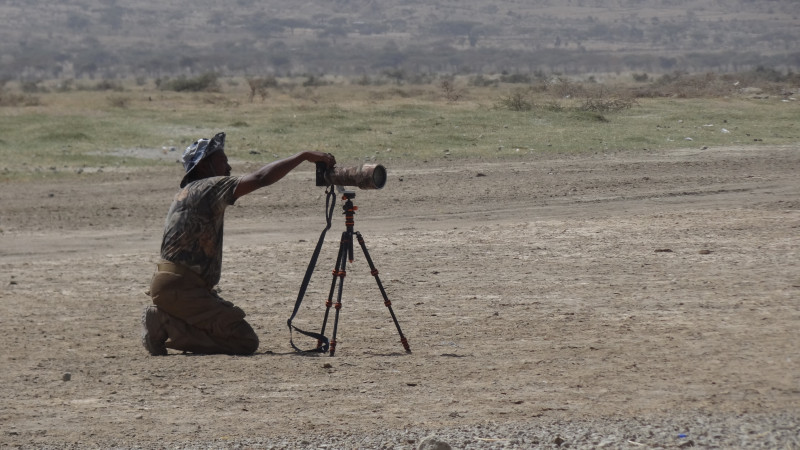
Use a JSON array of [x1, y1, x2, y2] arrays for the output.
[[141, 305, 168, 356]]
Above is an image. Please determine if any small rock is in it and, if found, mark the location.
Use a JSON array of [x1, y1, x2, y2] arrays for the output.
[[418, 435, 452, 450], [62, 372, 72, 381]]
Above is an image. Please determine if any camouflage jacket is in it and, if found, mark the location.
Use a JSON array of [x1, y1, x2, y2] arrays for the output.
[[160, 176, 241, 287]]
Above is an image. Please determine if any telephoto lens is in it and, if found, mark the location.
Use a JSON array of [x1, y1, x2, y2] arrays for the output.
[[317, 163, 387, 189]]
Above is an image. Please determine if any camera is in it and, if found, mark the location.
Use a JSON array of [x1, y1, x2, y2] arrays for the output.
[[315, 162, 387, 190]]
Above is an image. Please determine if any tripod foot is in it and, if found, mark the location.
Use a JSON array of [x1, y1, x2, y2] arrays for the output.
[[401, 337, 411, 353]]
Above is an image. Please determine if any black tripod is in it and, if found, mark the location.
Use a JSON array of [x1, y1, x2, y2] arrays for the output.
[[288, 189, 411, 356]]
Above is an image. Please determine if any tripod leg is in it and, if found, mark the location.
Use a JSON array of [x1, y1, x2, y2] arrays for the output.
[[355, 231, 411, 354], [319, 231, 348, 351], [329, 231, 352, 356]]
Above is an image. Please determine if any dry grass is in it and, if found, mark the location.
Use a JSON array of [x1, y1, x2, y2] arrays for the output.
[[0, 73, 797, 181]]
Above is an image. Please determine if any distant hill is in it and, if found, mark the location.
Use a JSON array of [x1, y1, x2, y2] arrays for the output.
[[1, 0, 798, 81]]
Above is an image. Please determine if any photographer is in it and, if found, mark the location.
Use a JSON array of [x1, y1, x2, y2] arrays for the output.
[[141, 132, 335, 356]]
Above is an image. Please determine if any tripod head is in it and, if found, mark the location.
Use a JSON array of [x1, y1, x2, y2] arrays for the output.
[[338, 188, 356, 200]]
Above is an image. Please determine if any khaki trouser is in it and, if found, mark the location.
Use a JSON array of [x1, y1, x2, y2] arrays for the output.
[[149, 261, 259, 355]]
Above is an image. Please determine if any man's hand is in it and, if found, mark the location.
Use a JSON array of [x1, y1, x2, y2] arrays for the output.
[[304, 151, 336, 168]]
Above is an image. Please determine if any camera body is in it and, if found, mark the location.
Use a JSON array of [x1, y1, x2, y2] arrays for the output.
[[315, 162, 387, 190]]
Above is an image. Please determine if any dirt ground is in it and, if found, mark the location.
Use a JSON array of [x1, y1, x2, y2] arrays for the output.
[[1, 145, 798, 448]]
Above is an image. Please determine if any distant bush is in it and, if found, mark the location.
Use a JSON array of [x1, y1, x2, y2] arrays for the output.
[[547, 77, 585, 98], [629, 69, 797, 98], [732, 67, 800, 92], [406, 73, 437, 85], [745, 66, 793, 83], [56, 79, 74, 92], [499, 73, 531, 84], [354, 75, 372, 86], [302, 75, 330, 87], [352, 74, 389, 86], [159, 73, 221, 92], [497, 88, 533, 111], [541, 100, 565, 112], [634, 71, 733, 98], [440, 79, 464, 102], [93, 79, 124, 91], [580, 97, 636, 112], [20, 80, 47, 93], [0, 91, 41, 107], [469, 75, 499, 87], [497, 82, 637, 114]]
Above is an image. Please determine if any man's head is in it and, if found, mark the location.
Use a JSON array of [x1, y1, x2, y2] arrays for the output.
[[180, 132, 231, 187]]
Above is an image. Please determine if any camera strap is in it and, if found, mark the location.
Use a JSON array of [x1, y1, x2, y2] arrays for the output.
[[287, 187, 337, 353]]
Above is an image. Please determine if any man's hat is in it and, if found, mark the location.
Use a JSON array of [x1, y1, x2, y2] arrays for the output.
[[180, 132, 226, 187]]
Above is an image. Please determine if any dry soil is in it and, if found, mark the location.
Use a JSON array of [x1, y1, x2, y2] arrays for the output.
[[1, 145, 798, 448]]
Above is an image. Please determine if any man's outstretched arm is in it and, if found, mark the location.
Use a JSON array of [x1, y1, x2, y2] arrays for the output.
[[234, 151, 335, 199]]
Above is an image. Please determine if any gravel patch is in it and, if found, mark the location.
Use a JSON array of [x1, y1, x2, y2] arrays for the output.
[[22, 411, 798, 449], [250, 412, 798, 449]]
